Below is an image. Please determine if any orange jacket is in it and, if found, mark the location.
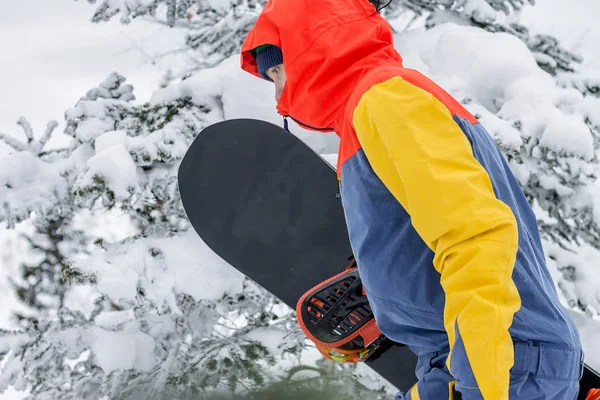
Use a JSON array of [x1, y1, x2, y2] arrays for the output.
[[241, 0, 401, 168], [240, 0, 475, 171]]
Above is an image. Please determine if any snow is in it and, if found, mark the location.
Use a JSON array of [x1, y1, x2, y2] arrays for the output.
[[79, 138, 140, 198], [581, 95, 600, 128], [570, 311, 600, 369], [595, 185, 600, 227], [545, 240, 600, 316], [520, 0, 600, 69], [65, 100, 131, 143], [93, 130, 128, 153], [461, 0, 497, 23], [540, 112, 594, 160], [538, 175, 575, 197], [464, 103, 523, 149], [397, 24, 540, 112], [0, 0, 180, 156], [91, 328, 156, 373], [94, 310, 135, 329], [0, 336, 28, 358], [244, 327, 288, 356], [321, 153, 338, 169], [150, 57, 340, 155], [162, 232, 246, 301], [0, 355, 23, 394], [74, 231, 245, 308], [205, 0, 236, 12], [0, 152, 69, 227], [0, 222, 37, 332], [397, 23, 596, 160]]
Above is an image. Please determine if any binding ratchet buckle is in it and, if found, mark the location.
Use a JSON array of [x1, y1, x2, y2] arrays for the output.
[[295, 258, 387, 363]]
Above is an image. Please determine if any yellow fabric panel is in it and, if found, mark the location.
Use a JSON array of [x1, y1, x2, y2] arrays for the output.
[[410, 383, 421, 400], [351, 76, 521, 400], [449, 380, 456, 400]]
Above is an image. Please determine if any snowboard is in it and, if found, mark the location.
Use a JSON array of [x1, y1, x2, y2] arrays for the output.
[[177, 118, 600, 398]]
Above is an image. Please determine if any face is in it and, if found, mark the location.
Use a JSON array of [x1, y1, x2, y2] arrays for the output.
[[265, 63, 287, 102]]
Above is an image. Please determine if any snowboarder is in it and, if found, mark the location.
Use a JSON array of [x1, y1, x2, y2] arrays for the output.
[[240, 0, 588, 398]]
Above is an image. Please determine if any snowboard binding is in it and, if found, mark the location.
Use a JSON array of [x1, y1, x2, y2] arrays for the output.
[[295, 257, 387, 363], [587, 388, 600, 400]]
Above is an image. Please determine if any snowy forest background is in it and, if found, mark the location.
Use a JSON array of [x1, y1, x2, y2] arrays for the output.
[[1, 0, 600, 399]]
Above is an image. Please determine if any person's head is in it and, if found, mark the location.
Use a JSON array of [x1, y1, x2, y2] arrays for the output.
[[255, 45, 287, 102], [240, 0, 400, 132]]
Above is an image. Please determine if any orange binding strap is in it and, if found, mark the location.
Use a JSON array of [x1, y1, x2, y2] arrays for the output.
[[587, 388, 600, 400], [295, 257, 387, 363]]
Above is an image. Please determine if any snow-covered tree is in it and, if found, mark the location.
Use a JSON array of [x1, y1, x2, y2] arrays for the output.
[[0, 72, 389, 399], [82, 0, 263, 81], [9, 214, 89, 329], [0, 118, 90, 330], [79, 0, 584, 81]]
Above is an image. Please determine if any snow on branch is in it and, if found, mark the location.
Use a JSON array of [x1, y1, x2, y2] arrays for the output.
[[557, 71, 600, 99], [0, 132, 25, 152], [89, 0, 160, 24], [80, 71, 135, 102], [0, 151, 70, 228], [480, 0, 534, 15], [0, 118, 71, 228], [0, 118, 59, 155], [0, 233, 317, 399]]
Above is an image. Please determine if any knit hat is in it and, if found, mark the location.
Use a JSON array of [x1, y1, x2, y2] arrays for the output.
[[255, 45, 283, 81]]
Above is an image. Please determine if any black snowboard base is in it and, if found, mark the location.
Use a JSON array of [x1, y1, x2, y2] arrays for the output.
[[177, 118, 600, 398]]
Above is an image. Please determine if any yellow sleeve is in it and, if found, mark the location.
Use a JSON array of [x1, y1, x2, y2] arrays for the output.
[[352, 77, 521, 400]]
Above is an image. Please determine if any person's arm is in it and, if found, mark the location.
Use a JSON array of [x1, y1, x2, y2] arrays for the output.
[[352, 76, 520, 400]]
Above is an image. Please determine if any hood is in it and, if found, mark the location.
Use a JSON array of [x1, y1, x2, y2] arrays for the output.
[[240, 0, 402, 132]]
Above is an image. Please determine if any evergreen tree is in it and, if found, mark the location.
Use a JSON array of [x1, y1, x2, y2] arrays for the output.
[[0, 72, 391, 399], [0, 118, 89, 329], [81, 0, 585, 80]]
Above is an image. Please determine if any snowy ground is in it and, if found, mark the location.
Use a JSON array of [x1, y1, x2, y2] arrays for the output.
[[1, 0, 600, 399]]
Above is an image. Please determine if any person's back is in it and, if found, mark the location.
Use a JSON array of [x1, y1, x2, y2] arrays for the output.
[[240, 0, 584, 398]]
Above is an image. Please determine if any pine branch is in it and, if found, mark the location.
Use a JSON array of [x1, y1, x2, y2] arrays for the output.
[[17, 117, 34, 143], [0, 132, 26, 151], [39, 121, 59, 149], [0, 328, 23, 336], [0, 117, 60, 155], [167, 0, 177, 27]]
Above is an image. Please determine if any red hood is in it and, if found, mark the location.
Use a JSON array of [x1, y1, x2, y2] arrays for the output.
[[240, 0, 402, 133]]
